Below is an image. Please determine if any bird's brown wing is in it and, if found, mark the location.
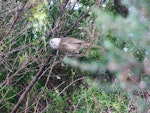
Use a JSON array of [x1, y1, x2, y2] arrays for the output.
[[63, 37, 85, 45], [59, 37, 92, 53], [59, 37, 84, 53], [64, 37, 92, 47]]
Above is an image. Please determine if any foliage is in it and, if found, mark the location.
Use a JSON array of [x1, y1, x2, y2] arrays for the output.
[[0, 0, 150, 112]]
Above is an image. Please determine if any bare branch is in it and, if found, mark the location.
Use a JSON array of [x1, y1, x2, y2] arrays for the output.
[[2, 0, 29, 41], [12, 54, 52, 113]]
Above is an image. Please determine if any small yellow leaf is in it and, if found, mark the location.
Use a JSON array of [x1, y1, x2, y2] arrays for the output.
[[19, 53, 27, 64], [33, 39, 40, 45]]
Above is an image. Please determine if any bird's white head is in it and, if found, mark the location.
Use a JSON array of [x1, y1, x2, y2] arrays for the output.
[[49, 38, 61, 49]]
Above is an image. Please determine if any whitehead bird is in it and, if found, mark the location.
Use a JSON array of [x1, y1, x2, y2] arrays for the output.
[[49, 37, 92, 53]]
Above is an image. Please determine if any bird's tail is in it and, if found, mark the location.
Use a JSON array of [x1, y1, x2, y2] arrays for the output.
[[83, 43, 101, 49], [82, 42, 92, 48]]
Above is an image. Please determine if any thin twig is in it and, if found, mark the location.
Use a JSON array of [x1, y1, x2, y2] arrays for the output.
[[57, 77, 84, 96]]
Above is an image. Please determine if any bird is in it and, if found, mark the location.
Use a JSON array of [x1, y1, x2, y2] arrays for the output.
[[49, 37, 92, 54]]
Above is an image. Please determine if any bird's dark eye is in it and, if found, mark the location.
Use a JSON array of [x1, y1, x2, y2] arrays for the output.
[[50, 40, 56, 46]]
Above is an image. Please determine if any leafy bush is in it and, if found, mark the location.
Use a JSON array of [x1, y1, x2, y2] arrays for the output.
[[0, 0, 150, 112]]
